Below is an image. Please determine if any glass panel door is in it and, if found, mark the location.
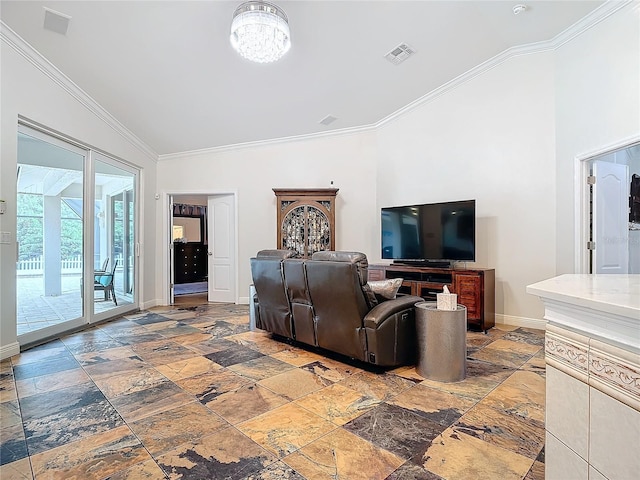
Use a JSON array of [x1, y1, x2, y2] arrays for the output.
[[16, 126, 139, 343], [93, 155, 137, 319], [16, 129, 87, 342]]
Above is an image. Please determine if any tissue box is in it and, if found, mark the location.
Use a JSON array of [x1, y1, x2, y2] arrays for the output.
[[436, 293, 457, 311]]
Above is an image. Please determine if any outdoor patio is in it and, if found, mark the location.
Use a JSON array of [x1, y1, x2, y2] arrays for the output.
[[16, 274, 133, 335]]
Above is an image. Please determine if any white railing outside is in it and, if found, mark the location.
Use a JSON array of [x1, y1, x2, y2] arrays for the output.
[[17, 254, 126, 276], [63, 255, 84, 271], [18, 255, 83, 275], [16, 256, 43, 273], [16, 254, 123, 275]]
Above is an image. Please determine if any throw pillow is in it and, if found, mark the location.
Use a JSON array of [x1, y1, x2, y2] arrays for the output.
[[362, 282, 379, 309], [368, 278, 403, 300]]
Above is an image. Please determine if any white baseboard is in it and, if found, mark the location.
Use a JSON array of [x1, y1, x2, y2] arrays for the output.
[[496, 314, 547, 331], [143, 298, 249, 308], [1, 342, 20, 360], [141, 299, 160, 310]]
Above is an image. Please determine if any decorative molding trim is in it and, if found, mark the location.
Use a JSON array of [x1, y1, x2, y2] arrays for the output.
[[589, 347, 640, 403], [551, 0, 632, 49], [546, 356, 589, 384], [0, 342, 20, 360], [575, 132, 640, 163], [238, 296, 250, 305], [376, 0, 633, 128], [495, 314, 546, 331], [158, 123, 376, 160], [376, 44, 553, 128], [0, 21, 158, 162], [545, 324, 640, 411], [545, 329, 589, 377], [590, 375, 640, 413]]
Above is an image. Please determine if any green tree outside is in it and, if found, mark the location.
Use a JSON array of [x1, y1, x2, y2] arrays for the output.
[[17, 193, 83, 261]]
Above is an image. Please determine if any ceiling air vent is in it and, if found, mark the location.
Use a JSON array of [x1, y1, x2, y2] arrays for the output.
[[384, 43, 416, 65], [43, 7, 71, 35], [319, 115, 338, 126]]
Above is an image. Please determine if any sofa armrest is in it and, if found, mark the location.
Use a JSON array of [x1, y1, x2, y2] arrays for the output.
[[364, 295, 423, 329]]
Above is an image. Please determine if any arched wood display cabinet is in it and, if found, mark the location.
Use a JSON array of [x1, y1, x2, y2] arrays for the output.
[[273, 188, 338, 258]]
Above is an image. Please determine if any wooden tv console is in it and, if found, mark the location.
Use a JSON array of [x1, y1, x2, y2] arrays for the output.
[[368, 264, 495, 332]]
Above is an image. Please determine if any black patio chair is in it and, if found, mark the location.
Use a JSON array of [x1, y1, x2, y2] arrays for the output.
[[96, 257, 109, 274], [94, 259, 118, 305]]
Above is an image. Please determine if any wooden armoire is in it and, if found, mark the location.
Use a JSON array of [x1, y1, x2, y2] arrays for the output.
[[273, 188, 338, 258]]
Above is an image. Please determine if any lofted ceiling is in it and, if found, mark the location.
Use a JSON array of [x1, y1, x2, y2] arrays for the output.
[[1, 0, 607, 156]]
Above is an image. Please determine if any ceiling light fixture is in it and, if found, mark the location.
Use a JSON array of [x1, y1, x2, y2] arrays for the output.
[[230, 1, 291, 63]]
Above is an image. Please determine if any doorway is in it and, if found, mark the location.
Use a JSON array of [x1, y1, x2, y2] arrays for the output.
[[171, 196, 209, 299], [167, 192, 237, 305], [16, 124, 139, 345], [578, 140, 640, 274]]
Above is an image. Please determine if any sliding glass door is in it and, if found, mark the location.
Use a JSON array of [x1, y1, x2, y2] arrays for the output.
[[92, 155, 137, 319], [16, 129, 87, 342], [16, 125, 138, 344]]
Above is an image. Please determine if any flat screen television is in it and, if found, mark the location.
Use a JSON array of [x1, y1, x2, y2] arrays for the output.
[[381, 200, 475, 265]]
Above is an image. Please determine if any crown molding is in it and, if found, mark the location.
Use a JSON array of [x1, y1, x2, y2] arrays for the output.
[[377, 0, 633, 128], [575, 132, 640, 162], [551, 0, 633, 49], [2, 1, 632, 159], [158, 123, 377, 161], [375, 40, 556, 128], [0, 21, 158, 162]]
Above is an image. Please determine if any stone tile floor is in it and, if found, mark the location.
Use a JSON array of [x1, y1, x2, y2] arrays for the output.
[[0, 299, 546, 479]]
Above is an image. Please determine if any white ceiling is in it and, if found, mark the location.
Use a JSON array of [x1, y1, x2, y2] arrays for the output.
[[1, 0, 606, 156]]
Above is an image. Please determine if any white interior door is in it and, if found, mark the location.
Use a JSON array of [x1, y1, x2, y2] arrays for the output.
[[207, 194, 236, 302], [593, 161, 629, 273]]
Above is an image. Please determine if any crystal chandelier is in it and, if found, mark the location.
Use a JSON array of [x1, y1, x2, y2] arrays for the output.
[[230, 1, 291, 64]]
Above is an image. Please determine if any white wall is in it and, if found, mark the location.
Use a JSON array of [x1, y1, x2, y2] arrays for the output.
[[156, 3, 639, 324], [156, 131, 378, 303], [555, 1, 640, 274], [375, 53, 557, 323], [0, 37, 158, 358], [2, 2, 636, 358], [158, 52, 559, 324]]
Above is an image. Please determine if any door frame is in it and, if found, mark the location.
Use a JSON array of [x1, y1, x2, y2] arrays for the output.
[[161, 190, 238, 306], [575, 134, 640, 273], [16, 123, 141, 347]]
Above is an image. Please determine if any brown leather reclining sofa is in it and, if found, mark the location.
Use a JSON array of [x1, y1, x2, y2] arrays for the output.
[[250, 250, 422, 367]]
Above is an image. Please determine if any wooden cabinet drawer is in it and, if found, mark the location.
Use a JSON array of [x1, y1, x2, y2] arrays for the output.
[[456, 277, 479, 293], [454, 274, 481, 320], [368, 267, 386, 281], [459, 296, 480, 319]]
